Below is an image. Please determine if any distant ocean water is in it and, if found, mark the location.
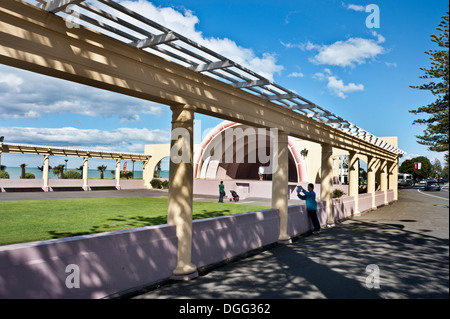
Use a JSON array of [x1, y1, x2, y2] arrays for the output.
[[1, 167, 169, 179]]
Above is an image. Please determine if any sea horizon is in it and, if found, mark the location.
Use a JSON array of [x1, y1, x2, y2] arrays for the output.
[[1, 167, 169, 179]]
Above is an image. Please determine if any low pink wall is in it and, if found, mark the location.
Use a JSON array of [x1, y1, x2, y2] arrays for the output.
[[332, 196, 355, 222], [0, 179, 146, 192], [287, 201, 328, 236], [191, 209, 279, 268], [0, 225, 178, 299], [375, 191, 386, 207], [358, 193, 373, 212], [120, 179, 145, 189], [386, 190, 394, 202], [0, 179, 44, 191], [87, 179, 117, 187], [49, 179, 84, 188], [194, 179, 347, 200]]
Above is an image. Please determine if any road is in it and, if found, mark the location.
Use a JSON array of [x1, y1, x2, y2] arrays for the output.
[[415, 185, 449, 201]]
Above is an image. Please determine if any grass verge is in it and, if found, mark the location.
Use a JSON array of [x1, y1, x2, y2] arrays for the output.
[[0, 197, 269, 245]]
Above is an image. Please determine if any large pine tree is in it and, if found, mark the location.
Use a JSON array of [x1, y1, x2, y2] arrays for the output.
[[410, 9, 449, 166]]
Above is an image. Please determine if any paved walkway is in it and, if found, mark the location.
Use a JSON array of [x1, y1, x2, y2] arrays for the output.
[[131, 188, 449, 299]]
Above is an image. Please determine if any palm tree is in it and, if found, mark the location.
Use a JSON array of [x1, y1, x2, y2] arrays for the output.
[[154, 160, 162, 178], [76, 165, 84, 178], [52, 164, 65, 179], [20, 163, 28, 179], [37, 165, 52, 171], [97, 165, 107, 179]]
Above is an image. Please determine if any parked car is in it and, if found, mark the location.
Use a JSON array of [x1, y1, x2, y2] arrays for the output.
[[424, 181, 441, 191]]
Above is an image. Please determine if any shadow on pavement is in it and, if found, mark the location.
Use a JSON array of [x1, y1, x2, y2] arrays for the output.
[[134, 218, 449, 299]]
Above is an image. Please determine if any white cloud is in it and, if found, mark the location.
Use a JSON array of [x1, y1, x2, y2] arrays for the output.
[[385, 62, 397, 68], [0, 66, 165, 121], [370, 30, 386, 44], [0, 126, 170, 151], [308, 37, 385, 67], [288, 72, 305, 78], [313, 69, 364, 98], [326, 76, 364, 98], [346, 3, 366, 12], [282, 32, 386, 68], [0, 72, 24, 92]]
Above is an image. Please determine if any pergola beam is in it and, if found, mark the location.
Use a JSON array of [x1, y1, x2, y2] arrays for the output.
[[190, 60, 233, 72], [0, 143, 150, 161], [230, 79, 271, 89], [131, 32, 178, 49]]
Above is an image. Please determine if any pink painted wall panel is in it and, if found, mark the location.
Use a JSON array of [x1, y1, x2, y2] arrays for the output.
[[375, 191, 386, 207], [358, 193, 373, 212], [386, 190, 394, 202], [0, 225, 177, 299], [191, 209, 279, 268]]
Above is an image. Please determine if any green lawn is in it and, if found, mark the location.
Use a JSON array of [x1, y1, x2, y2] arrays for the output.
[[0, 197, 269, 245]]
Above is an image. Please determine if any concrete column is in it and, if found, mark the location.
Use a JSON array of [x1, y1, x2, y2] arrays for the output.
[[271, 131, 290, 243], [348, 151, 360, 215], [142, 158, 151, 188], [367, 156, 378, 209], [82, 156, 89, 191], [388, 159, 399, 201], [380, 159, 388, 204], [320, 143, 334, 225], [42, 154, 50, 192], [115, 159, 121, 189], [167, 104, 198, 279]]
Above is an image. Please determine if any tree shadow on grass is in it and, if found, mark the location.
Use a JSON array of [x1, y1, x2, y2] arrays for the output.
[[46, 210, 233, 240]]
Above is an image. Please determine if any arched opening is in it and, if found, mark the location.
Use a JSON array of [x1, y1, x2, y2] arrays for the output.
[[195, 121, 307, 182]]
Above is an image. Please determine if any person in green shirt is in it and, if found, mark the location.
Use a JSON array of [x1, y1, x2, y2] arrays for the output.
[[219, 181, 225, 203]]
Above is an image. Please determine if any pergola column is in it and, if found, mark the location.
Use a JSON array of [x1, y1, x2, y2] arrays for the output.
[[115, 158, 121, 189], [142, 158, 151, 189], [320, 143, 334, 225], [271, 131, 290, 243], [42, 154, 50, 192], [168, 104, 198, 279], [367, 156, 379, 209], [380, 159, 388, 205], [82, 156, 89, 191], [388, 159, 399, 201], [348, 151, 360, 215]]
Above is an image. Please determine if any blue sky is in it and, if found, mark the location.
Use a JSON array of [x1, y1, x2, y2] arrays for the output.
[[0, 0, 448, 171]]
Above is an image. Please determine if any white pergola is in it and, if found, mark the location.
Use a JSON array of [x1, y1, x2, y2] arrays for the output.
[[31, 0, 404, 155], [0, 141, 151, 190]]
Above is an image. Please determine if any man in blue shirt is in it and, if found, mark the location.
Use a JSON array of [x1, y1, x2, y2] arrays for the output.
[[297, 183, 321, 234]]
